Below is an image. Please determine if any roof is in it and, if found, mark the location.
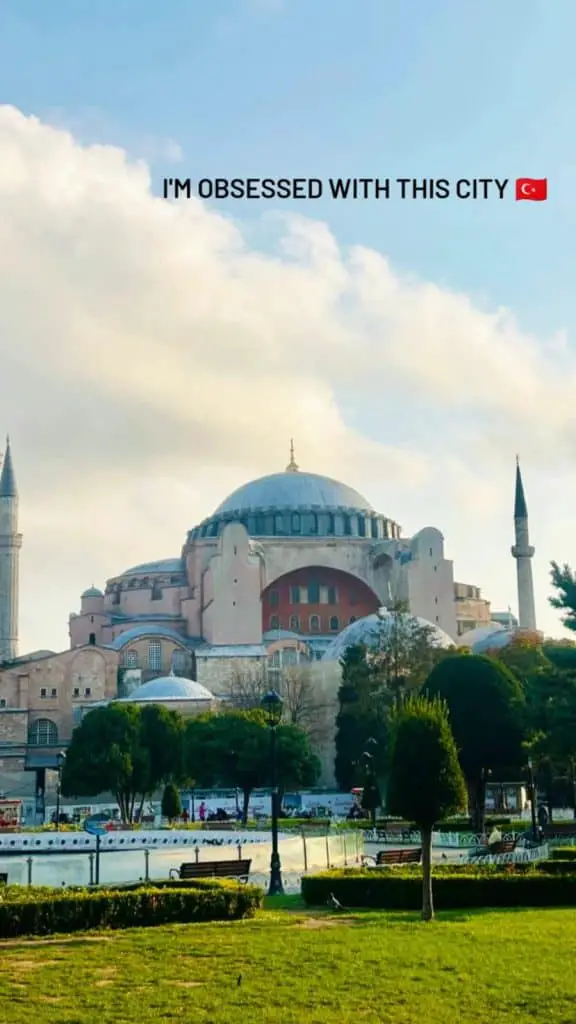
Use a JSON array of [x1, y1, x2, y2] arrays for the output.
[[514, 458, 528, 519], [82, 586, 103, 598], [120, 674, 214, 702], [0, 437, 17, 498], [105, 625, 191, 650], [214, 470, 373, 516], [322, 610, 455, 662], [120, 558, 184, 577]]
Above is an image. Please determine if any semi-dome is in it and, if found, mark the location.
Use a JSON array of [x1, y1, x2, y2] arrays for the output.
[[215, 470, 373, 516], [121, 674, 214, 703], [120, 558, 184, 577], [458, 624, 506, 649], [322, 610, 455, 662]]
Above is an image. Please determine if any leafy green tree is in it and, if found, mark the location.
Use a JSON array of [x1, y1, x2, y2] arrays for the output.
[[275, 724, 321, 806], [161, 782, 182, 823], [335, 645, 388, 791], [550, 561, 576, 631], [184, 711, 321, 822], [387, 695, 466, 921], [425, 654, 525, 834], [61, 702, 184, 822]]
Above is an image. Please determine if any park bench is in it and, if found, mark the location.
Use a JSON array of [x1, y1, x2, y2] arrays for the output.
[[169, 859, 251, 881], [202, 821, 236, 831], [363, 848, 422, 867], [468, 839, 517, 861]]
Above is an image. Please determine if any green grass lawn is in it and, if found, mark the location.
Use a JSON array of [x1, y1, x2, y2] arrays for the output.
[[0, 896, 575, 1023]]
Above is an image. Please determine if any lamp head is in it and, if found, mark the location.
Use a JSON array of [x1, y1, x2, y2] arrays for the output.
[[261, 690, 283, 727]]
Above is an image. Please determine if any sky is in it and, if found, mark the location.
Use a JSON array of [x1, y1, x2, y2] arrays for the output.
[[0, 0, 575, 651]]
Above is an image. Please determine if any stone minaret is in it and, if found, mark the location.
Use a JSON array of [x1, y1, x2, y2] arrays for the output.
[[0, 437, 22, 662], [511, 456, 536, 631]]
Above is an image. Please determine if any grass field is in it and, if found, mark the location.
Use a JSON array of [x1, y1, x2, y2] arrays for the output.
[[0, 896, 575, 1023]]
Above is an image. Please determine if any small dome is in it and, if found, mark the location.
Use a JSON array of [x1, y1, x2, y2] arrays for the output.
[[470, 629, 517, 655], [82, 586, 103, 598], [322, 609, 455, 662], [122, 674, 214, 702]]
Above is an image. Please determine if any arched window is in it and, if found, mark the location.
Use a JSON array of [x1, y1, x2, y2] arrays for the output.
[[309, 614, 320, 633], [291, 513, 301, 533], [151, 582, 162, 601], [123, 649, 139, 668], [28, 719, 58, 746], [329, 616, 339, 632], [289, 615, 300, 632], [269, 615, 280, 630], [88, 633, 96, 645], [148, 640, 162, 671]]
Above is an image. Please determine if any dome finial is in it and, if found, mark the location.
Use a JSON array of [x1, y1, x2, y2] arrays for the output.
[[286, 438, 299, 473]]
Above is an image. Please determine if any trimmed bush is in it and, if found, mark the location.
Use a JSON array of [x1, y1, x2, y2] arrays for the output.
[[551, 847, 576, 861], [301, 868, 576, 910], [536, 860, 576, 875], [0, 880, 263, 939]]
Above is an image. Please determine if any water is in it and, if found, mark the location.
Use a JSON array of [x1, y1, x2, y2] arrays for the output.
[[0, 832, 363, 892]]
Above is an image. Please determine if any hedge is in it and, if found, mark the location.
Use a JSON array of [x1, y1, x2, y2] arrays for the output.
[[0, 880, 263, 939], [301, 868, 576, 909], [551, 847, 576, 861]]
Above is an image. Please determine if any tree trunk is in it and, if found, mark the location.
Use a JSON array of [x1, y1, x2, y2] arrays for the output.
[[371, 807, 377, 829], [468, 776, 486, 835], [242, 788, 252, 825], [421, 825, 434, 922]]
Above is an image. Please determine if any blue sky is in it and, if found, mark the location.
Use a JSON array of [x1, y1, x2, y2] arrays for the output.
[[1, 0, 571, 335], [0, 0, 574, 646]]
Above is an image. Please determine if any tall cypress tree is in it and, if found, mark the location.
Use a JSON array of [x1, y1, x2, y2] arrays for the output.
[[334, 645, 387, 791]]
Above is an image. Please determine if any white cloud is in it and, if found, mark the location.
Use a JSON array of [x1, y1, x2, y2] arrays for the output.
[[0, 104, 573, 650]]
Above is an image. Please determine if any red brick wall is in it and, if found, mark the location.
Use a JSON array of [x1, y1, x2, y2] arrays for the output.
[[262, 567, 379, 635]]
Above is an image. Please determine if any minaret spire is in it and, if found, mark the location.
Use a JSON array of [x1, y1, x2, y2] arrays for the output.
[[0, 435, 22, 662], [511, 457, 536, 631], [286, 438, 299, 473]]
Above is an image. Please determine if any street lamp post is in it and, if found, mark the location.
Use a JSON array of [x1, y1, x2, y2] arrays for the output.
[[55, 750, 66, 832], [527, 758, 539, 842], [261, 689, 284, 896]]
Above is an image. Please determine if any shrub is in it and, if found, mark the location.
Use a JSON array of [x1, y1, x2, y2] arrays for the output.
[[551, 847, 576, 861], [0, 880, 263, 939], [536, 860, 576, 875], [301, 868, 576, 910]]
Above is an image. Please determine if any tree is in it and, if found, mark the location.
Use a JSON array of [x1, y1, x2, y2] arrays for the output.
[[161, 782, 182, 823], [550, 561, 576, 631], [184, 710, 321, 822], [334, 610, 457, 793], [61, 702, 184, 822], [227, 664, 268, 710], [334, 645, 388, 791], [275, 723, 321, 804], [386, 695, 467, 921], [425, 654, 525, 834]]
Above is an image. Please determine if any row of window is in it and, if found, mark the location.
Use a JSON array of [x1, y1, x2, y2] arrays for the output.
[[39, 686, 92, 699], [269, 584, 341, 607], [122, 644, 189, 672], [191, 511, 400, 541], [269, 614, 355, 633]]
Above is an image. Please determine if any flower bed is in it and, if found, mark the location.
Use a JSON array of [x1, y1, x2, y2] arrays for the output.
[[0, 879, 263, 938]]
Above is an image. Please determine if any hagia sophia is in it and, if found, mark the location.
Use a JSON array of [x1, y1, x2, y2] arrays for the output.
[[0, 436, 537, 800]]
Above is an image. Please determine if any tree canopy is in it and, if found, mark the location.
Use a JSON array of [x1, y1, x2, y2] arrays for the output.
[[386, 694, 466, 920], [184, 710, 320, 822], [424, 654, 525, 832], [61, 702, 185, 822], [550, 561, 576, 632]]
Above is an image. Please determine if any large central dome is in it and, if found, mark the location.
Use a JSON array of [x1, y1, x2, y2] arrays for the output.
[[215, 471, 373, 515]]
